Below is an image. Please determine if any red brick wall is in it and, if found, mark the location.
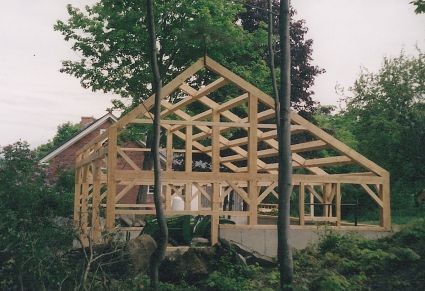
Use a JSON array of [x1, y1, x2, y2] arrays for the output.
[[47, 120, 150, 204]]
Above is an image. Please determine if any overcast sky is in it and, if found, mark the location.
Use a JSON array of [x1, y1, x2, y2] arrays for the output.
[[0, 0, 424, 148]]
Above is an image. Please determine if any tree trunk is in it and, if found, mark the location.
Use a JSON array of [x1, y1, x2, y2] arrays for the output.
[[277, 0, 294, 289], [146, 0, 168, 290]]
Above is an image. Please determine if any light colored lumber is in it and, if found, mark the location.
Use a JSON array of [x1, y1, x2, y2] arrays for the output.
[[336, 183, 341, 226], [91, 158, 101, 242], [106, 126, 117, 230], [360, 184, 384, 208], [294, 156, 352, 168], [290, 111, 389, 177], [299, 182, 305, 225], [216, 93, 249, 112], [291, 140, 327, 153]]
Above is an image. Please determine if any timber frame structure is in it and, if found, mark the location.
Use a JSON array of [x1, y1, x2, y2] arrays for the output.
[[74, 56, 391, 245]]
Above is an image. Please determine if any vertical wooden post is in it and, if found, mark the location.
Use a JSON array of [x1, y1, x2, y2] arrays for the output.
[[165, 129, 173, 211], [81, 165, 89, 237], [73, 159, 82, 227], [299, 182, 305, 225], [336, 183, 341, 227], [211, 110, 220, 245], [380, 174, 391, 230], [323, 183, 332, 217], [91, 156, 101, 243], [248, 93, 258, 225], [310, 189, 315, 218], [166, 129, 173, 172], [106, 126, 117, 230], [185, 125, 192, 210]]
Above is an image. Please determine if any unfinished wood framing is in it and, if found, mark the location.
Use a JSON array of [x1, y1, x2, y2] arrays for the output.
[[74, 56, 391, 245]]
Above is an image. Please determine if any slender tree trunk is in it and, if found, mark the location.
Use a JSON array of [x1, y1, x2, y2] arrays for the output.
[[146, 0, 168, 290], [277, 0, 294, 289]]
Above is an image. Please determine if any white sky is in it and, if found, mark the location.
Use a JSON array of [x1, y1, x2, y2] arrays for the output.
[[0, 0, 424, 147]]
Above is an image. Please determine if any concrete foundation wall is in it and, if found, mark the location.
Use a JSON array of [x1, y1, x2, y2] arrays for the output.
[[219, 225, 393, 258]]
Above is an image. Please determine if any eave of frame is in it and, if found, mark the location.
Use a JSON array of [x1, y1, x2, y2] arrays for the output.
[[113, 56, 388, 177]]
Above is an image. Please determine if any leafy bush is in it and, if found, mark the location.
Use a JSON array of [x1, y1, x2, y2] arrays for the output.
[[0, 142, 76, 289]]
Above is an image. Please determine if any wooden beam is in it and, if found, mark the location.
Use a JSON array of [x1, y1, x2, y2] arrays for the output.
[[216, 93, 249, 112], [204, 56, 275, 109], [106, 126, 117, 230], [161, 77, 228, 118], [294, 156, 352, 168], [291, 140, 327, 153], [248, 94, 258, 225], [380, 175, 391, 230], [91, 158, 101, 242], [299, 182, 305, 225], [361, 184, 384, 208], [115, 170, 385, 184], [290, 111, 389, 177], [211, 110, 220, 245], [166, 129, 173, 171], [73, 161, 82, 227], [221, 148, 277, 163], [133, 118, 255, 128], [336, 183, 341, 226], [115, 58, 205, 129]]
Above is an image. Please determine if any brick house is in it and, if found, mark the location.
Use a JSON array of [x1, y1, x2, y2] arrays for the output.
[[40, 113, 152, 204]]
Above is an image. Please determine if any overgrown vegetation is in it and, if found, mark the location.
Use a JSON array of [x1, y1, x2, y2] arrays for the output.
[[314, 51, 425, 223], [1, 141, 425, 289]]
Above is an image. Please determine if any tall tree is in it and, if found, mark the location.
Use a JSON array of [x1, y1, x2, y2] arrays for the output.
[[239, 0, 325, 116], [277, 0, 294, 288], [54, 0, 323, 116], [146, 0, 168, 289], [36, 122, 80, 159], [411, 0, 425, 13]]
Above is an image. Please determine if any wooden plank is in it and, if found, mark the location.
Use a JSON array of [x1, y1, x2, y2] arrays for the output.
[[299, 182, 305, 226], [227, 181, 251, 205], [306, 185, 324, 203], [81, 165, 89, 236], [115, 58, 205, 129], [117, 148, 143, 172], [336, 183, 341, 226], [290, 111, 389, 177], [294, 156, 352, 168], [114, 170, 385, 184], [381, 175, 391, 230], [211, 110, 220, 245], [106, 126, 118, 230], [248, 93, 258, 225], [162, 77, 228, 118], [134, 118, 252, 128], [216, 93, 249, 112], [91, 158, 101, 242], [211, 182, 220, 245], [205, 56, 275, 109], [75, 147, 107, 168], [291, 140, 327, 153], [73, 165, 82, 227], [361, 184, 384, 208], [115, 180, 136, 202], [257, 181, 278, 204], [194, 182, 211, 202], [166, 129, 173, 171], [221, 148, 277, 163]]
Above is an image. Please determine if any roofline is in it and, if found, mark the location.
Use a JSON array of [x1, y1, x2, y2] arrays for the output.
[[39, 113, 117, 164]]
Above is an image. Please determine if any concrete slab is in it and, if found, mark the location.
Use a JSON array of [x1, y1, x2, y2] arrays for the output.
[[219, 224, 393, 258]]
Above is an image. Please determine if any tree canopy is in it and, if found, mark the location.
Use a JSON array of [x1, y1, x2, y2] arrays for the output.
[[54, 0, 323, 116], [315, 50, 425, 208], [36, 121, 80, 159]]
